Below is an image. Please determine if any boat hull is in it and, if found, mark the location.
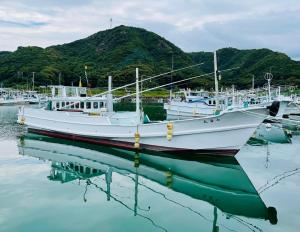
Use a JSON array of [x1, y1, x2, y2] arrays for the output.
[[252, 122, 291, 143], [27, 127, 240, 155], [18, 107, 267, 155]]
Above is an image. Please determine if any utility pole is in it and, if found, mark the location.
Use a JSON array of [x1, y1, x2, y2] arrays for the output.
[[32, 72, 35, 90], [84, 65, 89, 87], [59, 72, 61, 85]]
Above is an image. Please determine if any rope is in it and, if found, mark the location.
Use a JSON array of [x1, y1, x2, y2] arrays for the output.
[[258, 168, 300, 193]]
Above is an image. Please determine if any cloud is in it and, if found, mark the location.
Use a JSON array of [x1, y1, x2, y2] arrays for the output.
[[0, 0, 299, 60]]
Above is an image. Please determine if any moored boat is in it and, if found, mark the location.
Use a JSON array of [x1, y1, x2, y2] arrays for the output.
[[17, 59, 271, 155]]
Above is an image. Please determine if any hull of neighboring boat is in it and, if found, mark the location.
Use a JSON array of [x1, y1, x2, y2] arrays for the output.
[[18, 107, 267, 155], [164, 102, 216, 120], [0, 99, 28, 106], [279, 117, 300, 131], [252, 122, 291, 143], [289, 113, 300, 121]]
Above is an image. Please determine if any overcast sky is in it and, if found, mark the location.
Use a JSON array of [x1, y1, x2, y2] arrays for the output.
[[0, 0, 299, 60]]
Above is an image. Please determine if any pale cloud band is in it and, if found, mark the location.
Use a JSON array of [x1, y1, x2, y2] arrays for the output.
[[0, 0, 299, 60]]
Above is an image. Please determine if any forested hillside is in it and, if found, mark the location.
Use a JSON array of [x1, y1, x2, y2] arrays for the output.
[[0, 25, 299, 89]]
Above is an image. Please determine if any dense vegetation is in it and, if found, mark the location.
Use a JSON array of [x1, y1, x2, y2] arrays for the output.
[[0, 25, 299, 90]]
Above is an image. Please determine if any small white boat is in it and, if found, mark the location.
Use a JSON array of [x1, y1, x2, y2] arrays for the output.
[[0, 88, 27, 105]]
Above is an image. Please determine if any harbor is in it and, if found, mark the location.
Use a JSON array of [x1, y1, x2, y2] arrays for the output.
[[1, 51, 300, 232], [1, 104, 300, 232], [1, 1, 300, 231], [1, 54, 300, 232]]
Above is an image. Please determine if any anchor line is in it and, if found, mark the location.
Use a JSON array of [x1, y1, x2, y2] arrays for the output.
[[258, 168, 300, 194], [229, 215, 263, 232], [125, 174, 240, 232]]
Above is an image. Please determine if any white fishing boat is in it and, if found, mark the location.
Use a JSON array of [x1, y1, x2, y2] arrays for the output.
[[18, 65, 271, 155], [0, 88, 45, 105], [164, 89, 228, 120], [164, 53, 274, 120], [0, 88, 27, 105]]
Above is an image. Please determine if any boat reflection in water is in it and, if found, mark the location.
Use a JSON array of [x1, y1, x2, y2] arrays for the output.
[[18, 133, 277, 231]]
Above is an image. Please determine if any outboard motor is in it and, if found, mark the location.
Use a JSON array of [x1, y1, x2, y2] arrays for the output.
[[267, 101, 280, 116]]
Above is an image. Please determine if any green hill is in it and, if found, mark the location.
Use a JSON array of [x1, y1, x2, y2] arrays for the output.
[[0, 25, 299, 89]]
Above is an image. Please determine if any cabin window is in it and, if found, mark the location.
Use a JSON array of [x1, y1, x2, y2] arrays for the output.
[[62, 102, 65, 107], [100, 102, 104, 108], [209, 100, 211, 105], [56, 102, 60, 108], [66, 102, 69, 106], [79, 166, 84, 173], [85, 167, 91, 174], [75, 102, 80, 109], [213, 100, 216, 105], [80, 102, 85, 109], [92, 169, 97, 174], [75, 165, 79, 171], [86, 102, 91, 109], [70, 102, 74, 109], [93, 102, 98, 109]]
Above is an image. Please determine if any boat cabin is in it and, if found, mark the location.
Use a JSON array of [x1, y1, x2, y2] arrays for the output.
[[47, 86, 108, 113]]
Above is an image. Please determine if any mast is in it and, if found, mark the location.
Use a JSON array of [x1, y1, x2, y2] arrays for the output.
[[214, 51, 219, 109], [212, 206, 219, 232], [264, 72, 273, 102], [136, 68, 140, 124], [252, 75, 255, 90], [170, 53, 174, 101], [232, 84, 235, 107], [107, 76, 113, 112]]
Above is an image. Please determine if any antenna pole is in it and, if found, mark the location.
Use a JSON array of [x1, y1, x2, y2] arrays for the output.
[[264, 72, 273, 102]]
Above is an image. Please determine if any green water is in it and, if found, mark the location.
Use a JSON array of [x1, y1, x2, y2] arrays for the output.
[[1, 106, 300, 232]]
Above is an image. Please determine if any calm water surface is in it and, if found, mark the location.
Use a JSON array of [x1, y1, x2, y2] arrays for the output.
[[0, 105, 299, 232]]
